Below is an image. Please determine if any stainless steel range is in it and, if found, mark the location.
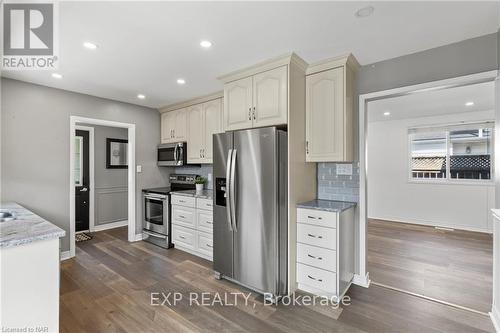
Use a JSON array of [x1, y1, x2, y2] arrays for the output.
[[142, 174, 198, 248]]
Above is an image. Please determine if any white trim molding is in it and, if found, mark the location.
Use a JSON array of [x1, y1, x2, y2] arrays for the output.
[[357, 70, 498, 289], [60, 250, 72, 261], [69, 116, 136, 258], [353, 273, 371, 288], [93, 219, 128, 232], [491, 307, 500, 333]]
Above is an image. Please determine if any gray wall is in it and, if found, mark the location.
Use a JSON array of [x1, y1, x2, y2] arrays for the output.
[[1, 78, 171, 251], [358, 33, 498, 95], [79, 124, 128, 227]]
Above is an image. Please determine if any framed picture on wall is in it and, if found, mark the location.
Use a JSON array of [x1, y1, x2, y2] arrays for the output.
[[106, 138, 128, 169]]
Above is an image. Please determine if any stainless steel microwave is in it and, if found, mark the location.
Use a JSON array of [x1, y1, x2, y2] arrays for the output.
[[157, 142, 187, 166]]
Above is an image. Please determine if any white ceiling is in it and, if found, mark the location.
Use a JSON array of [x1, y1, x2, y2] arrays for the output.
[[367, 81, 495, 122], [2, 1, 499, 108]]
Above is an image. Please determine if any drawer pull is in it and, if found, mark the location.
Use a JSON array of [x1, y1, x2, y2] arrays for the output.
[[307, 275, 323, 282], [307, 233, 323, 239], [206, 203, 211, 207], [179, 200, 185, 203], [206, 244, 213, 248], [179, 235, 186, 239], [307, 215, 322, 220], [179, 215, 186, 219], [206, 221, 213, 224], [307, 254, 323, 260]]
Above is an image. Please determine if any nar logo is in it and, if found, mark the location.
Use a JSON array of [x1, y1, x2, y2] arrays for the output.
[[2, 1, 59, 70]]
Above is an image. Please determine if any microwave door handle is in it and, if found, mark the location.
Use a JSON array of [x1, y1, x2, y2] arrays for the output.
[[226, 149, 233, 231], [178, 146, 183, 163], [230, 148, 237, 231], [174, 145, 178, 164]]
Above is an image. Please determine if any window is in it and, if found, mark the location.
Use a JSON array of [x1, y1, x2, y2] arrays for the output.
[[409, 122, 493, 182], [74, 136, 83, 186]]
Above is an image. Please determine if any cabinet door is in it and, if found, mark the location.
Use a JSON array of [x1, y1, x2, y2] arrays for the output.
[[253, 66, 288, 127], [174, 108, 187, 141], [161, 112, 176, 143], [306, 67, 344, 162], [202, 98, 222, 163], [187, 104, 204, 163], [224, 77, 253, 131]]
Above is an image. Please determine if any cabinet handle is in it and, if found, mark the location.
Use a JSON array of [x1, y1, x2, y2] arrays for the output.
[[306, 141, 309, 154], [202, 149, 205, 158], [248, 108, 252, 120], [307, 254, 323, 260], [253, 106, 256, 120], [206, 221, 213, 224], [179, 200, 185, 203], [206, 244, 213, 248], [179, 215, 186, 219], [200, 149, 202, 158], [307, 233, 323, 239], [307, 275, 323, 282], [173, 129, 176, 138], [307, 215, 322, 220], [179, 235, 186, 239]]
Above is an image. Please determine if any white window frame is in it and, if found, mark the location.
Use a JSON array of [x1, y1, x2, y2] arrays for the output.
[[408, 121, 495, 186]]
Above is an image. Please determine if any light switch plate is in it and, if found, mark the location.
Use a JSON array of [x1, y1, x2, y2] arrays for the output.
[[336, 164, 352, 176], [136, 165, 142, 173]]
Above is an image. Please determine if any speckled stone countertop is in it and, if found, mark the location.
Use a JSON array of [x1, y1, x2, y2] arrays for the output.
[[0, 202, 65, 249], [170, 190, 213, 200], [297, 199, 357, 213]]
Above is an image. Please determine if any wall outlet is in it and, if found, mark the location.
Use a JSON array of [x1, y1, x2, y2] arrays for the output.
[[336, 164, 352, 176], [136, 165, 142, 173]]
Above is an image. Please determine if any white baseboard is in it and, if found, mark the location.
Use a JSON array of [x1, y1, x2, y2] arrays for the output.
[[490, 305, 500, 333], [92, 219, 128, 232], [368, 215, 492, 234], [352, 272, 371, 288], [60, 250, 72, 261], [133, 233, 143, 241]]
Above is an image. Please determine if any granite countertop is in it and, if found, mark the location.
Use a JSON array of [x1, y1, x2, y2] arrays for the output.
[[0, 202, 65, 249], [297, 199, 357, 213], [170, 190, 213, 200]]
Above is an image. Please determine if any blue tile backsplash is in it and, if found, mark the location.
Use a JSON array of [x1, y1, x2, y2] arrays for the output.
[[317, 162, 360, 203]]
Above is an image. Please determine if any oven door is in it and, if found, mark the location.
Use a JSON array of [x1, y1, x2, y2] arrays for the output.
[[158, 143, 185, 166], [143, 193, 168, 235]]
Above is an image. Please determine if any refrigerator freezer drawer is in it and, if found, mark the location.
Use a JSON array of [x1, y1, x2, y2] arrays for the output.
[[172, 225, 196, 250], [171, 195, 196, 208], [172, 205, 196, 228], [297, 223, 337, 250], [297, 243, 336, 272], [297, 208, 337, 229], [297, 263, 337, 295], [196, 198, 213, 211]]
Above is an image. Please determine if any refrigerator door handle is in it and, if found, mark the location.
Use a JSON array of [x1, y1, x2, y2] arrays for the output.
[[230, 148, 237, 231], [226, 149, 234, 231]]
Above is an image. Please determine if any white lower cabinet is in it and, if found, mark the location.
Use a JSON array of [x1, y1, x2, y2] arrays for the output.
[[171, 194, 213, 261], [296, 206, 355, 299]]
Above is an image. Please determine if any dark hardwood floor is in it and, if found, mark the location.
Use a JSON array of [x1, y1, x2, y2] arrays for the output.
[[368, 219, 493, 313], [60, 226, 494, 332]]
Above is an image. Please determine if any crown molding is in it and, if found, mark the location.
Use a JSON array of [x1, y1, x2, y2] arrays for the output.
[[158, 91, 223, 113], [306, 53, 360, 75]]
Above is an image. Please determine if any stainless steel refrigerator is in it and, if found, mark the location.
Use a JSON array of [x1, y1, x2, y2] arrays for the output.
[[213, 126, 288, 300]]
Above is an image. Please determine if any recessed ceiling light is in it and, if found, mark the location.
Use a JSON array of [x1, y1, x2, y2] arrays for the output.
[[200, 40, 212, 48], [137, 94, 146, 99], [51, 73, 62, 79], [465, 101, 474, 106], [177, 78, 186, 85], [83, 41, 98, 50], [383, 111, 391, 116], [355, 6, 375, 18]]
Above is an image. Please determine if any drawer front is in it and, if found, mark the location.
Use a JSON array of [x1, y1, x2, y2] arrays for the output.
[[172, 205, 196, 228], [172, 225, 196, 250], [197, 232, 213, 259], [297, 208, 337, 229], [171, 195, 196, 208], [297, 223, 336, 250], [297, 263, 337, 295], [196, 198, 213, 211], [297, 243, 336, 272], [197, 210, 213, 234]]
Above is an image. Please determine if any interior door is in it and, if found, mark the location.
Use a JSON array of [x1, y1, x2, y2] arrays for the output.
[[187, 104, 203, 163], [305, 67, 344, 161], [233, 127, 278, 294], [202, 98, 222, 163], [224, 77, 253, 131], [253, 66, 288, 128], [75, 129, 90, 232]]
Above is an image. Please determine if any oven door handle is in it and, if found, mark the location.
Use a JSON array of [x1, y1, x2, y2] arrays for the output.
[[143, 230, 167, 239], [144, 194, 167, 200]]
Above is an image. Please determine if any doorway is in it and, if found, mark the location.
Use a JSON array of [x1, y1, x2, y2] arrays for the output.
[[69, 116, 137, 258], [358, 70, 498, 314], [74, 128, 91, 233]]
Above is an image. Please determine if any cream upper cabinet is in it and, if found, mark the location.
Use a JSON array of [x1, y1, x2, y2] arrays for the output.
[[305, 55, 358, 162], [224, 77, 253, 131], [161, 111, 176, 143], [187, 104, 204, 163], [174, 108, 187, 141], [253, 66, 287, 127], [202, 98, 222, 162]]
